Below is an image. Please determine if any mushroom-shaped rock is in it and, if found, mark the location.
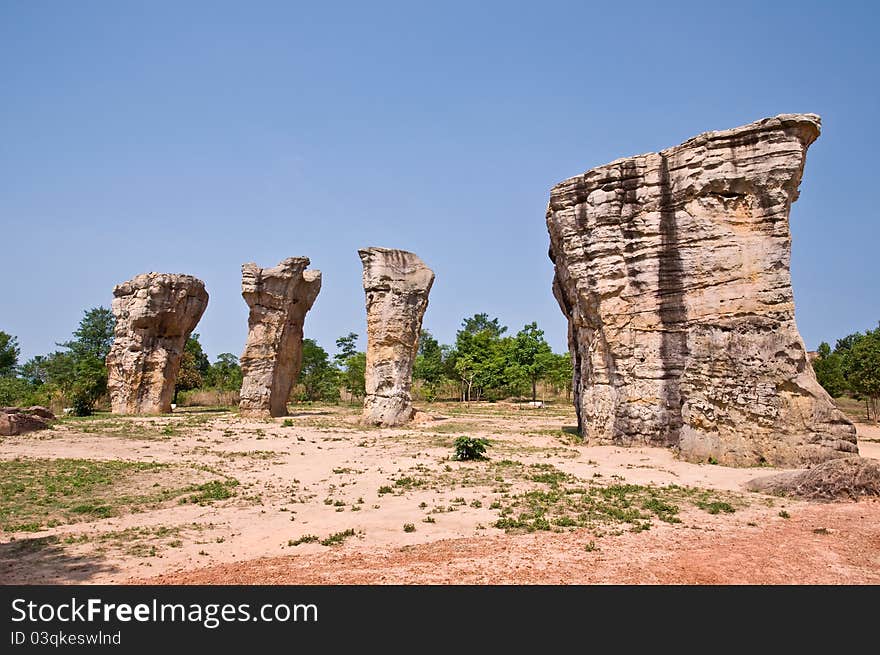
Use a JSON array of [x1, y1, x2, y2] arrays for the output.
[[239, 257, 322, 417], [106, 273, 209, 414]]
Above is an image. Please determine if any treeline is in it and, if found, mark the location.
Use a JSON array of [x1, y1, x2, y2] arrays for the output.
[[0, 308, 115, 415], [812, 323, 880, 422], [0, 310, 573, 413]]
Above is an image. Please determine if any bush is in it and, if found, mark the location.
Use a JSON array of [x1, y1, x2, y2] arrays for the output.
[[69, 387, 96, 416], [452, 436, 490, 461], [0, 377, 38, 406]]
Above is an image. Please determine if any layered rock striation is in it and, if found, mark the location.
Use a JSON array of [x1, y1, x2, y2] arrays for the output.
[[106, 273, 208, 414], [239, 257, 322, 417], [359, 248, 434, 426], [547, 114, 857, 466]]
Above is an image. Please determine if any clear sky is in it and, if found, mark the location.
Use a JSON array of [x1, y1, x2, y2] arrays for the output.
[[1, 0, 878, 361]]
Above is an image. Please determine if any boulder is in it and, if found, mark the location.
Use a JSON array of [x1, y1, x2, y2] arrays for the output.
[[25, 406, 55, 420], [746, 457, 880, 500], [0, 407, 51, 436]]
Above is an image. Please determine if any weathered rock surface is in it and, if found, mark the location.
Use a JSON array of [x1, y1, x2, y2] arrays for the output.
[[239, 257, 322, 417], [359, 248, 434, 426], [24, 406, 55, 420], [746, 457, 880, 500], [0, 407, 53, 436], [106, 273, 208, 414], [547, 114, 857, 466]]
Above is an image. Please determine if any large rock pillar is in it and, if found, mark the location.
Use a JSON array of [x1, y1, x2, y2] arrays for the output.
[[238, 257, 322, 417], [107, 273, 209, 414], [546, 114, 857, 466], [359, 247, 434, 426]]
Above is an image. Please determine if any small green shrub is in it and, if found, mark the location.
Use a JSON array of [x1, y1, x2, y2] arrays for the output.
[[70, 388, 96, 417], [403, 523, 416, 533], [320, 529, 356, 546], [282, 419, 294, 427], [452, 436, 490, 461]]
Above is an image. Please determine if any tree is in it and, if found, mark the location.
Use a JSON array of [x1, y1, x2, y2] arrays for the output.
[[58, 307, 115, 361], [175, 334, 209, 399], [34, 308, 117, 415], [461, 313, 507, 339], [414, 330, 445, 388], [508, 322, 554, 401], [18, 355, 49, 386], [334, 333, 365, 402], [0, 331, 20, 377], [334, 333, 360, 364], [448, 315, 510, 402], [205, 353, 243, 391], [545, 352, 574, 401], [340, 352, 366, 401], [298, 339, 340, 402], [812, 342, 848, 398], [845, 327, 880, 423]]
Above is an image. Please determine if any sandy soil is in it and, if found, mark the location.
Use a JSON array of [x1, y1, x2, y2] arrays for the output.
[[1, 403, 877, 585]]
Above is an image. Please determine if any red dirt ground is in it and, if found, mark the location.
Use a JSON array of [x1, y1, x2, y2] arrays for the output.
[[138, 498, 880, 585]]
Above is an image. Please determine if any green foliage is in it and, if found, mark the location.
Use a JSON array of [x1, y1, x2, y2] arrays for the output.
[[0, 376, 41, 406], [461, 313, 507, 338], [0, 458, 168, 531], [203, 352, 243, 391], [544, 352, 573, 398], [696, 500, 735, 514], [298, 339, 340, 402], [179, 479, 239, 504], [444, 315, 569, 402], [320, 528, 356, 546], [813, 342, 848, 397], [414, 329, 447, 401], [0, 331, 20, 377], [414, 330, 445, 384], [846, 326, 880, 421], [58, 307, 115, 361], [449, 314, 513, 401], [813, 324, 880, 421], [14, 307, 117, 413], [508, 322, 555, 401], [175, 334, 210, 397], [334, 334, 365, 400], [334, 333, 359, 363], [18, 355, 49, 386], [452, 436, 490, 461]]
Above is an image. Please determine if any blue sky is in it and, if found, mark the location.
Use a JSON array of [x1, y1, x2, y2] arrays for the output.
[[1, 1, 878, 361]]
